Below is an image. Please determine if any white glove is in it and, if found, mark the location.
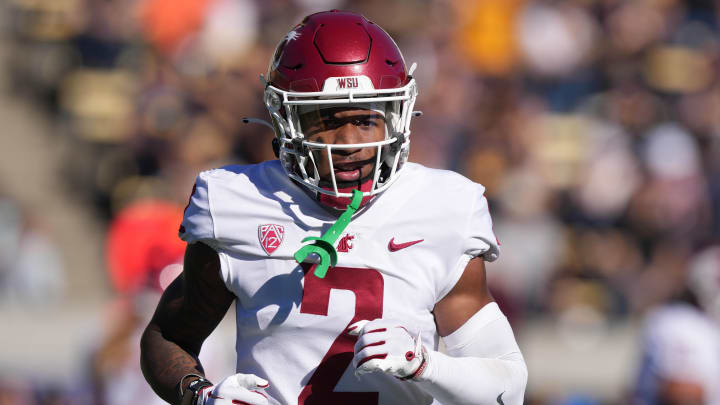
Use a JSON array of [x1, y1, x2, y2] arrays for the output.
[[197, 373, 271, 405], [347, 319, 427, 379]]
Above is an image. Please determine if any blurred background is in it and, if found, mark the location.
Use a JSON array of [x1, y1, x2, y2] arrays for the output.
[[0, 0, 719, 403]]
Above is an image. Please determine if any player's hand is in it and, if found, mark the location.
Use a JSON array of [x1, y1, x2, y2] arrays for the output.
[[347, 319, 427, 379], [197, 373, 271, 405]]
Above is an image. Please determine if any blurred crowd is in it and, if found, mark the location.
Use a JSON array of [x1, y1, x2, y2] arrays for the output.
[[1, 0, 720, 404]]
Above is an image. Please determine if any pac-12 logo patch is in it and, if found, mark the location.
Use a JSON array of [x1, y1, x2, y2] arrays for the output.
[[259, 224, 284, 255]]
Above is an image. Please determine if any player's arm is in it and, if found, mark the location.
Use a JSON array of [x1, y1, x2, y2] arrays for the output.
[[350, 257, 527, 405], [140, 241, 235, 404], [420, 257, 527, 405], [432, 256, 494, 336]]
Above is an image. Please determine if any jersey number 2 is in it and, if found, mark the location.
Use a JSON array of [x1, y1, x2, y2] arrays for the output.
[[298, 265, 384, 405]]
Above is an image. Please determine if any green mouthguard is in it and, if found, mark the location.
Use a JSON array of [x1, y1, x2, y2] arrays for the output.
[[294, 189, 363, 278]]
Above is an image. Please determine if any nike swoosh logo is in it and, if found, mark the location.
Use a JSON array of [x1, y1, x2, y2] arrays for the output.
[[388, 238, 424, 252], [497, 392, 505, 405]]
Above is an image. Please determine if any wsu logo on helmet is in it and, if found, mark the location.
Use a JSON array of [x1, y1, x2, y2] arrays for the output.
[[258, 224, 285, 255], [336, 77, 359, 89]]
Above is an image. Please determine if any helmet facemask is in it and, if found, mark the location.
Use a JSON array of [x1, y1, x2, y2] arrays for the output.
[[263, 75, 418, 203]]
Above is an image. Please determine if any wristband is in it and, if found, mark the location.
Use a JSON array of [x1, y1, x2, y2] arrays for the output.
[[398, 345, 429, 381], [179, 374, 213, 405]]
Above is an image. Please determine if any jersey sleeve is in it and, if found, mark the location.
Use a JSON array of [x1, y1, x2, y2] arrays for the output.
[[435, 183, 500, 302], [463, 185, 500, 262], [179, 171, 216, 244]]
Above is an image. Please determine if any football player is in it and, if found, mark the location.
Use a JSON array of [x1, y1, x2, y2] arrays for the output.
[[634, 246, 720, 405], [141, 10, 527, 405]]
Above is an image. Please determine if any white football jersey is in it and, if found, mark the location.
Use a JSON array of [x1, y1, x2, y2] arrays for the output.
[[635, 303, 720, 405], [180, 160, 499, 405]]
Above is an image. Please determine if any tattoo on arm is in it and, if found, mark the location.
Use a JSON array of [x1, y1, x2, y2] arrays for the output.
[[140, 242, 235, 404], [141, 324, 204, 403]]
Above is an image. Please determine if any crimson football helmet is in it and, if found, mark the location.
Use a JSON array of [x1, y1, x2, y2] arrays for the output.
[[255, 10, 418, 206]]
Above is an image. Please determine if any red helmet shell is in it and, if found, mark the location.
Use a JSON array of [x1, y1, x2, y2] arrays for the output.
[[267, 10, 408, 93]]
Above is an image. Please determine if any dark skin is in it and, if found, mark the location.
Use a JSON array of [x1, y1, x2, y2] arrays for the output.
[[299, 107, 386, 185], [140, 242, 235, 404], [140, 109, 494, 403]]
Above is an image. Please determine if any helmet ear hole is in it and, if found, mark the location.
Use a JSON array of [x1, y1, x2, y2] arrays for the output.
[[272, 138, 280, 158]]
